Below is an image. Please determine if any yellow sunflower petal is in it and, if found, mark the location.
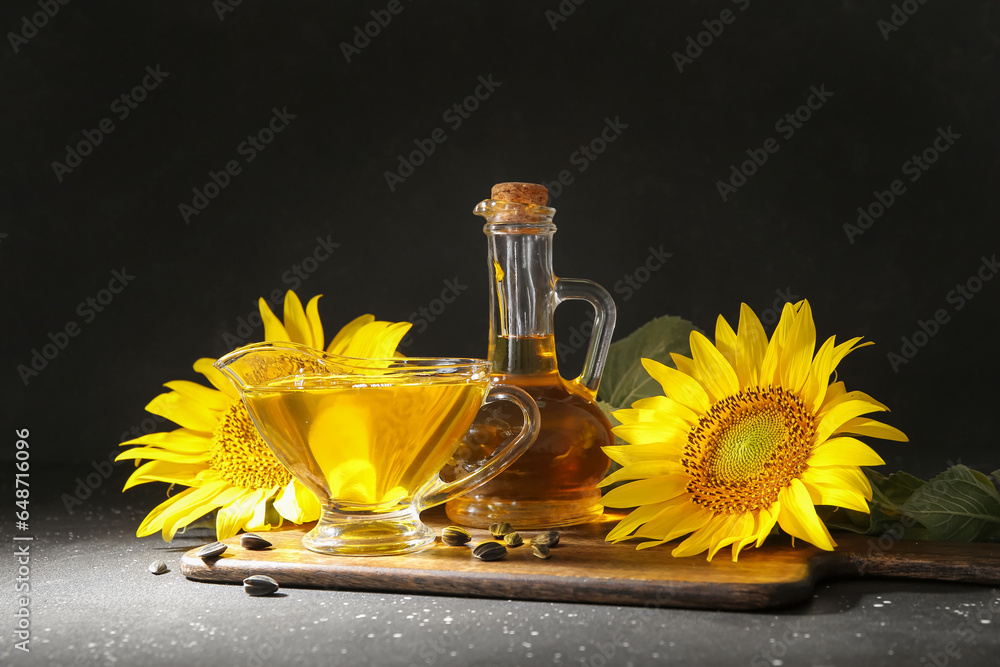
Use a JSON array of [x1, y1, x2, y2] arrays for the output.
[[779, 300, 816, 394], [216, 488, 269, 540], [613, 419, 690, 446], [640, 358, 709, 413], [806, 465, 873, 500], [689, 331, 739, 402], [305, 295, 325, 351], [123, 460, 202, 491], [328, 314, 375, 353], [120, 429, 212, 453], [714, 315, 738, 369], [670, 518, 723, 557], [815, 396, 889, 443], [274, 479, 322, 523], [759, 302, 797, 385], [598, 460, 685, 487], [808, 436, 886, 467], [669, 353, 697, 378], [629, 396, 699, 425], [193, 357, 240, 399], [735, 303, 768, 388], [259, 297, 290, 342], [755, 504, 780, 547], [802, 336, 837, 411], [282, 291, 313, 347], [163, 380, 232, 412], [777, 479, 836, 550], [606, 500, 677, 542], [633, 498, 712, 543], [802, 479, 871, 513], [116, 447, 212, 465], [599, 476, 688, 508], [833, 417, 909, 442], [602, 442, 682, 467], [145, 391, 219, 432], [160, 480, 233, 541], [246, 488, 280, 532]]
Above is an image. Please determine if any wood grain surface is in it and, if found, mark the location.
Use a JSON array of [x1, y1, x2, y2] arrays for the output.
[[180, 508, 1000, 610]]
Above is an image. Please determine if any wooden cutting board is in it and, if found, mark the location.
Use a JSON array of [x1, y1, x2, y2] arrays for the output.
[[180, 508, 1000, 610]]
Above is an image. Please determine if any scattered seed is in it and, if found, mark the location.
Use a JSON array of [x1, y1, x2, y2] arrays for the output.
[[531, 531, 561, 548], [195, 541, 227, 559], [503, 532, 523, 547], [148, 560, 169, 575], [240, 533, 272, 550], [531, 543, 551, 559], [441, 526, 472, 546], [488, 522, 513, 538], [243, 574, 279, 597], [473, 541, 508, 561]]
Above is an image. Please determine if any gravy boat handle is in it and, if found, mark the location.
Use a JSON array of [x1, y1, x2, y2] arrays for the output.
[[417, 384, 539, 511]]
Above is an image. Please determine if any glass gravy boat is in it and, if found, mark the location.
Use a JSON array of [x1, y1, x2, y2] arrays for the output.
[[215, 342, 539, 556]]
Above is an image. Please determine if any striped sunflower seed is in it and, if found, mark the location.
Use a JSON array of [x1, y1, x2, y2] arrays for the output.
[[472, 541, 508, 561], [503, 532, 523, 547], [531, 531, 560, 548], [148, 560, 169, 575], [240, 533, 272, 550], [488, 522, 513, 538], [195, 541, 227, 559], [243, 574, 279, 597], [441, 526, 472, 546], [531, 544, 551, 559]]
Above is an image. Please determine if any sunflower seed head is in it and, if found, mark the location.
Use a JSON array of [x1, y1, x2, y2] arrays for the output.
[[243, 574, 279, 597], [441, 526, 472, 546], [531, 531, 561, 548], [240, 533, 272, 550], [488, 522, 513, 538], [503, 532, 523, 547], [195, 541, 227, 559], [531, 543, 551, 559], [472, 541, 508, 561], [148, 560, 168, 575]]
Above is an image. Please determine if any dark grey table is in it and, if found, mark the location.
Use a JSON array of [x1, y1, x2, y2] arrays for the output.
[[3, 467, 998, 667]]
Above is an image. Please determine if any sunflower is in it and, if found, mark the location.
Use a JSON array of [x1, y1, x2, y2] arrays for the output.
[[117, 291, 411, 541], [599, 300, 907, 561]]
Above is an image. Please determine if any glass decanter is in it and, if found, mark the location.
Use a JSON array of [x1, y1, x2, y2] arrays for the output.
[[445, 182, 617, 528]]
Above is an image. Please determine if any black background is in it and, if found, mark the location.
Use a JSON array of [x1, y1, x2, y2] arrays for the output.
[[3, 1, 997, 479]]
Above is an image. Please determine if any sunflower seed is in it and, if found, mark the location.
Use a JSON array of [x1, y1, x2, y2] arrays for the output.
[[503, 532, 523, 547], [243, 574, 279, 597], [531, 544, 551, 559], [441, 526, 472, 546], [488, 522, 513, 538], [472, 541, 508, 561], [148, 560, 169, 575], [531, 531, 560, 548], [240, 533, 272, 550], [195, 541, 227, 559]]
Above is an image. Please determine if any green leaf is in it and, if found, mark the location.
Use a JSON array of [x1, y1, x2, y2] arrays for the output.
[[900, 465, 1000, 541], [597, 315, 697, 409]]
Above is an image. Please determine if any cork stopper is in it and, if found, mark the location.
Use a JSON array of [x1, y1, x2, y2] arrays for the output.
[[490, 182, 549, 207]]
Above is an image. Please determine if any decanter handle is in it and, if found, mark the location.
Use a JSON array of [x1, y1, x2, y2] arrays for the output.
[[554, 278, 617, 395]]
